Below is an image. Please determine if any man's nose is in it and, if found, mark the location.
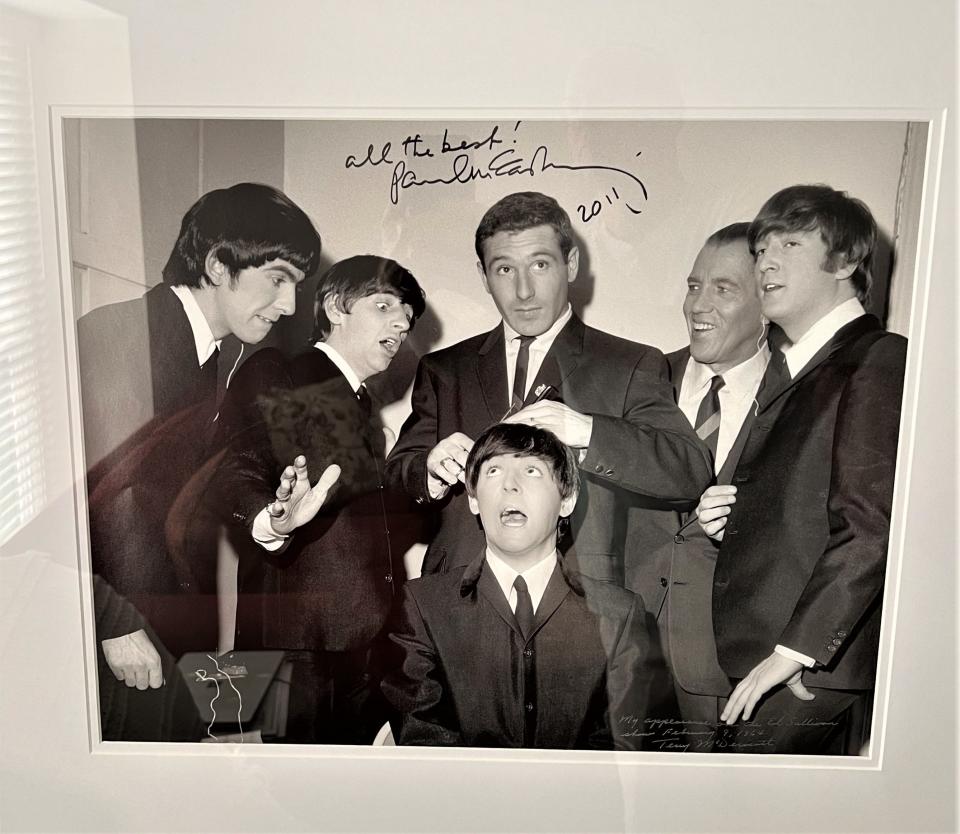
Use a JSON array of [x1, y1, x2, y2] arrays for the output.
[[757, 250, 777, 273], [515, 271, 535, 300], [691, 290, 713, 314], [276, 282, 297, 316], [391, 311, 410, 333], [502, 473, 521, 492]]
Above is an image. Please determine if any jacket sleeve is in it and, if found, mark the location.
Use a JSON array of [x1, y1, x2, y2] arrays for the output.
[[582, 345, 712, 507], [778, 334, 907, 665], [380, 585, 463, 746], [384, 358, 439, 504]]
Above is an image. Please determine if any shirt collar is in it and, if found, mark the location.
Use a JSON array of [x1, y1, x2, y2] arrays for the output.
[[170, 284, 221, 366], [313, 341, 363, 393], [685, 342, 771, 396], [782, 297, 866, 378], [502, 303, 572, 348], [484, 547, 558, 610]]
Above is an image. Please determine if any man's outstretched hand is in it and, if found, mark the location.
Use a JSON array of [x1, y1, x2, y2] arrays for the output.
[[266, 455, 341, 535]]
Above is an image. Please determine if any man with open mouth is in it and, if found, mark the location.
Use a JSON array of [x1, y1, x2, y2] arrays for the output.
[[383, 422, 656, 749], [214, 254, 425, 744], [697, 184, 908, 755]]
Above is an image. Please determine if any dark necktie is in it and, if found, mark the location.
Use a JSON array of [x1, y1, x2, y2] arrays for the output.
[[757, 345, 790, 407], [695, 375, 725, 462], [512, 336, 535, 412], [513, 575, 535, 640], [357, 385, 373, 420]]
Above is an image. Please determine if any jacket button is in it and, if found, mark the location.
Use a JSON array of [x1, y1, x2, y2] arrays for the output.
[[827, 644, 837, 652], [832, 638, 842, 646], [660, 577, 668, 587], [674, 534, 685, 544], [837, 630, 847, 637], [384, 574, 393, 583], [525, 703, 534, 712], [595, 464, 603, 473], [524, 648, 533, 658], [605, 469, 614, 476]]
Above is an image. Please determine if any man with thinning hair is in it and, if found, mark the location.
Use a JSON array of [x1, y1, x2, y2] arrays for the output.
[[698, 184, 907, 754]]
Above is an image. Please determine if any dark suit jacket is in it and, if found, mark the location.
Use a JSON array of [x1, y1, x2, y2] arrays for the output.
[[78, 284, 234, 652], [215, 348, 420, 653], [381, 551, 660, 749], [713, 315, 906, 689], [626, 347, 760, 696], [386, 314, 712, 582]]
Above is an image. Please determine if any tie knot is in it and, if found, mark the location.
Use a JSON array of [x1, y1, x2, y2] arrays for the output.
[[516, 335, 535, 348], [710, 374, 725, 394], [513, 574, 529, 594]]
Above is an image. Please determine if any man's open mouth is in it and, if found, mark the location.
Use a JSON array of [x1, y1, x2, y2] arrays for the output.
[[499, 507, 527, 527]]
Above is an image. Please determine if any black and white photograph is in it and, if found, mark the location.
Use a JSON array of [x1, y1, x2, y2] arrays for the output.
[[0, 2, 955, 833], [64, 116, 919, 754]]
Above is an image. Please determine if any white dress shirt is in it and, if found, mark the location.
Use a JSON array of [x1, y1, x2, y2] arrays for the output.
[[170, 284, 221, 366], [484, 549, 558, 614], [782, 298, 866, 379], [502, 303, 573, 402], [677, 345, 769, 474]]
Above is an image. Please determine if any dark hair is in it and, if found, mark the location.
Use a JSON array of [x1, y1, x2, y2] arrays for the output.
[[747, 184, 877, 302], [464, 423, 579, 502], [161, 182, 322, 288], [474, 191, 575, 268], [312, 254, 426, 341], [705, 221, 751, 248]]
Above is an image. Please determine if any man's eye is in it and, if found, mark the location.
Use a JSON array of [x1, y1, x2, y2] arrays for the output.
[[525, 467, 542, 477], [532, 260, 548, 270], [784, 241, 799, 247], [376, 302, 389, 311], [272, 277, 285, 287], [496, 266, 512, 276], [485, 466, 500, 476], [687, 283, 700, 294]]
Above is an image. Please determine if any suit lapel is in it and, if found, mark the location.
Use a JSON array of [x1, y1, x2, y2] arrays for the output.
[[530, 561, 570, 638], [476, 561, 524, 639], [757, 315, 878, 416], [476, 327, 509, 421], [525, 314, 585, 405], [665, 347, 691, 402]]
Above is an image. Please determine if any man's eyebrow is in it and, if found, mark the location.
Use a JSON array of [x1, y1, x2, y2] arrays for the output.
[[267, 264, 304, 282]]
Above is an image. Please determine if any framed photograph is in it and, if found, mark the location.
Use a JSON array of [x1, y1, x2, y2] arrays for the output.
[[1, 2, 955, 832]]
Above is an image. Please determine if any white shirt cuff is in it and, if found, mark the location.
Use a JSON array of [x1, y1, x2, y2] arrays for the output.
[[252, 507, 288, 552], [774, 644, 816, 668]]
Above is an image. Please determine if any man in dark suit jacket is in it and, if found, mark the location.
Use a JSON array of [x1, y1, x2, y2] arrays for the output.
[[698, 185, 907, 754], [78, 183, 322, 740], [630, 223, 769, 750], [383, 423, 658, 749], [215, 255, 425, 744], [387, 191, 711, 583]]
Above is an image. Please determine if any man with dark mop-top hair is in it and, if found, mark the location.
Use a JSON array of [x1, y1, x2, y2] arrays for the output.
[[78, 182, 324, 741], [382, 422, 656, 749], [697, 184, 907, 754]]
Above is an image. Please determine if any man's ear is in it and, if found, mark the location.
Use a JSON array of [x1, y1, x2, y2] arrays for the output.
[[833, 260, 858, 282], [323, 293, 344, 326], [565, 245, 580, 283], [476, 260, 491, 295], [204, 249, 229, 286], [559, 490, 578, 518], [467, 495, 480, 516]]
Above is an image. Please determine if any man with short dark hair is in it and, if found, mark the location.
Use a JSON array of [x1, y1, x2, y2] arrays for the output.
[[698, 184, 907, 754], [387, 191, 711, 583], [79, 182, 322, 740], [633, 222, 769, 749], [382, 423, 654, 749], [216, 254, 426, 744]]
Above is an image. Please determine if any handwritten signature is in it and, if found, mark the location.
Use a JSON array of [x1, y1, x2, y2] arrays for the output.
[[344, 123, 647, 222]]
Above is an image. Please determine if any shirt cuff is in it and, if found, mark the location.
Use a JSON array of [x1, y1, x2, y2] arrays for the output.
[[774, 644, 816, 668], [252, 507, 288, 552]]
